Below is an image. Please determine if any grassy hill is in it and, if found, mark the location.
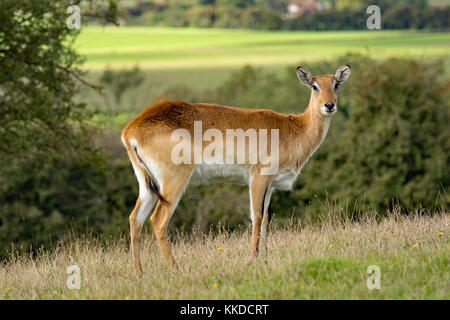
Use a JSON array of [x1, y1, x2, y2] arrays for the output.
[[75, 27, 450, 91], [76, 27, 450, 69]]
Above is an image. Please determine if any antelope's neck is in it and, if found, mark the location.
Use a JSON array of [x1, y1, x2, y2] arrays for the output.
[[296, 103, 331, 164], [309, 106, 330, 145]]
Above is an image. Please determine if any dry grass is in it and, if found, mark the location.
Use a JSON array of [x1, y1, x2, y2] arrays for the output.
[[1, 212, 448, 299]]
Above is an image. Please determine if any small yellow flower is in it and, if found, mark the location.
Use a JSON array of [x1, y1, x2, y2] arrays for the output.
[[439, 232, 443, 237], [124, 296, 129, 300], [85, 277, 89, 282], [218, 247, 222, 251], [8, 288, 12, 292], [412, 243, 418, 248], [213, 283, 218, 288], [257, 295, 263, 300], [329, 244, 333, 249]]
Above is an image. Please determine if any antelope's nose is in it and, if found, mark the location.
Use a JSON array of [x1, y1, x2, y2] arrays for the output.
[[324, 102, 335, 112]]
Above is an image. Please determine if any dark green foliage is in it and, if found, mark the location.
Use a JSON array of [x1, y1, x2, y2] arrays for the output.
[[383, 4, 422, 29], [173, 182, 250, 232], [185, 5, 216, 28], [0, 0, 120, 258], [0, 152, 140, 257], [286, 8, 367, 31], [425, 6, 450, 29], [127, 0, 450, 30], [0, 0, 85, 174], [100, 67, 145, 104]]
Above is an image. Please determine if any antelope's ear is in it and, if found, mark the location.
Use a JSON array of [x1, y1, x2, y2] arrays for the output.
[[335, 64, 351, 83], [296, 66, 313, 87]]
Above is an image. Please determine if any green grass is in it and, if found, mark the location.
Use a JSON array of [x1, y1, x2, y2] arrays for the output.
[[75, 27, 450, 115], [2, 214, 448, 299], [76, 27, 450, 71]]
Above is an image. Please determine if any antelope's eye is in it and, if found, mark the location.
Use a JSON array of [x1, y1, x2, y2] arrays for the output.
[[312, 85, 319, 92], [334, 83, 339, 90]]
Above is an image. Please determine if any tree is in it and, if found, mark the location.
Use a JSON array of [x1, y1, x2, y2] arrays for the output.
[[0, 0, 119, 258], [0, 0, 119, 175]]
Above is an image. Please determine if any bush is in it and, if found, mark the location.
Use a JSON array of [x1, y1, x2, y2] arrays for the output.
[[185, 5, 216, 28], [100, 66, 145, 105], [286, 8, 366, 31], [240, 7, 283, 30], [425, 6, 450, 29], [383, 4, 422, 29]]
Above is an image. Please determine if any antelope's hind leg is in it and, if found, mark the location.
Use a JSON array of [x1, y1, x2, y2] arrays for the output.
[[129, 182, 158, 276], [150, 168, 193, 270]]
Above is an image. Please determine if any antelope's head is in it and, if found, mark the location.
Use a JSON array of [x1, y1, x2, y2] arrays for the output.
[[296, 65, 351, 116]]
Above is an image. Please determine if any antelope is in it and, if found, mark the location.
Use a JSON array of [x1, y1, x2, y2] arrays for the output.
[[121, 65, 351, 275]]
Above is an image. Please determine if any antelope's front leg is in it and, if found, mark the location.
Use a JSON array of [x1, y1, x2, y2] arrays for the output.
[[260, 187, 273, 255], [249, 174, 272, 257]]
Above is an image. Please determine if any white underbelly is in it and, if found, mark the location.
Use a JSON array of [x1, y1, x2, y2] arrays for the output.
[[191, 163, 249, 185], [190, 163, 299, 190]]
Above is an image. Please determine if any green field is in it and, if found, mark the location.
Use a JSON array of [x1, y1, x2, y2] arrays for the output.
[[76, 27, 450, 88], [77, 27, 450, 69]]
